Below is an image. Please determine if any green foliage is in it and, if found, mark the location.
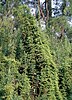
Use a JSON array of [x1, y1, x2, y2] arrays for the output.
[[0, 2, 72, 100]]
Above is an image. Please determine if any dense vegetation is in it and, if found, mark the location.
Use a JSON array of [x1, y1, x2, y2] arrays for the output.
[[0, 0, 72, 100]]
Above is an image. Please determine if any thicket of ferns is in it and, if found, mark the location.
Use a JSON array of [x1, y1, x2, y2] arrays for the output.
[[0, 4, 72, 100]]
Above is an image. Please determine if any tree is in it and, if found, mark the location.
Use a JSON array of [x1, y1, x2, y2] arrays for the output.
[[0, 0, 72, 100]]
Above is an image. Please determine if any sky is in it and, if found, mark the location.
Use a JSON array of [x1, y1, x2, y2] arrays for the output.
[[40, 0, 45, 4]]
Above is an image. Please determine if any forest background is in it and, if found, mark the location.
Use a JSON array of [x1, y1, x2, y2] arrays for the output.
[[0, 0, 72, 100]]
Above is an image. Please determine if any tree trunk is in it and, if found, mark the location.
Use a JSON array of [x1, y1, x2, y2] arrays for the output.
[[45, 0, 49, 24], [38, 0, 41, 26]]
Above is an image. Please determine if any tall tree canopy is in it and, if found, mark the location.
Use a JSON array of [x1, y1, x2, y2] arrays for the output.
[[0, 0, 72, 100]]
